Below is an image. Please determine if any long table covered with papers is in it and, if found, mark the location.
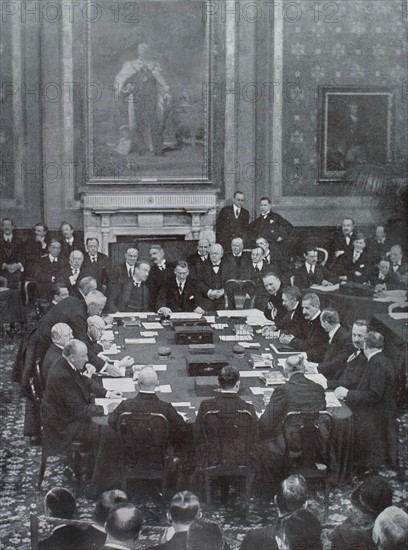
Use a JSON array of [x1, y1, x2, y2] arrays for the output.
[[94, 309, 354, 486]]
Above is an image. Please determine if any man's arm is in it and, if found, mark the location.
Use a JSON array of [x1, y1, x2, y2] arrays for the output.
[[259, 388, 287, 440], [51, 375, 105, 422], [345, 364, 385, 406]]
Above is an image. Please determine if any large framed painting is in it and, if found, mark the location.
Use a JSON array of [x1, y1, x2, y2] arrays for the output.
[[84, 0, 221, 184], [318, 86, 395, 183]]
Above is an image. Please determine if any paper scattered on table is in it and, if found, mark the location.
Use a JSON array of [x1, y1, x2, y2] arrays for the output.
[[305, 373, 328, 389], [211, 323, 228, 329], [102, 378, 135, 392], [172, 402, 192, 407], [204, 315, 216, 323], [310, 283, 340, 292], [125, 338, 156, 344], [305, 362, 319, 374], [219, 334, 253, 342], [100, 330, 115, 341], [140, 331, 159, 337], [95, 398, 124, 415], [240, 370, 265, 378], [250, 353, 273, 368], [325, 392, 342, 407], [270, 343, 296, 356], [260, 371, 286, 385], [250, 387, 270, 395], [178, 412, 189, 421], [111, 312, 150, 318], [133, 364, 167, 372], [238, 342, 261, 348], [374, 290, 407, 303], [101, 345, 121, 355], [142, 322, 163, 330], [156, 384, 171, 393], [170, 312, 202, 320], [216, 308, 261, 318]]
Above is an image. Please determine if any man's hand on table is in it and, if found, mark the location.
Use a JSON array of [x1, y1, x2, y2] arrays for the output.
[[106, 390, 123, 399], [334, 386, 349, 400], [261, 325, 277, 338], [207, 289, 224, 300], [194, 306, 205, 314], [304, 361, 318, 374]]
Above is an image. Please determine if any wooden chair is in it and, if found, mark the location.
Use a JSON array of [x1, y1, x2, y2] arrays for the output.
[[200, 409, 256, 517], [316, 247, 329, 266], [118, 412, 172, 497], [224, 279, 256, 309], [283, 411, 333, 519]]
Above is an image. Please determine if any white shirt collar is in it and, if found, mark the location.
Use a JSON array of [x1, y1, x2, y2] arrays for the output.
[[366, 349, 382, 361], [49, 254, 57, 262], [103, 541, 130, 550], [328, 325, 340, 342], [306, 263, 315, 273], [67, 359, 77, 372], [139, 390, 156, 394], [310, 310, 321, 321]]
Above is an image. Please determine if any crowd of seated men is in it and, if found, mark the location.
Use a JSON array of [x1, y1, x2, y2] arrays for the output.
[[36, 476, 408, 549]]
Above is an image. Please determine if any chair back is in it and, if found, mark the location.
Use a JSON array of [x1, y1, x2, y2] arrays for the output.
[[224, 279, 256, 309], [118, 412, 169, 471], [202, 409, 255, 469], [283, 411, 333, 467], [316, 247, 329, 266]]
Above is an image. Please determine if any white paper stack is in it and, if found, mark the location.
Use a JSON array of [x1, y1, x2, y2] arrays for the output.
[[325, 392, 342, 407], [102, 378, 135, 392]]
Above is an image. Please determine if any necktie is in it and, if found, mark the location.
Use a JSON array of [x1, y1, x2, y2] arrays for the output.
[[235, 208, 239, 219], [353, 252, 360, 263], [91, 257, 96, 263], [347, 350, 359, 362], [128, 266, 133, 278], [178, 283, 183, 294], [346, 236, 350, 246], [73, 269, 78, 276]]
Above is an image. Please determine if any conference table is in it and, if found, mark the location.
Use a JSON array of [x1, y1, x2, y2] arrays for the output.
[[93, 311, 354, 486]]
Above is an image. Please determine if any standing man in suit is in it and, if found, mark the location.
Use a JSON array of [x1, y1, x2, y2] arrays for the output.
[[0, 217, 24, 288], [248, 197, 293, 253], [216, 191, 250, 251], [368, 225, 390, 264], [23, 223, 49, 279], [59, 222, 84, 262], [118, 260, 153, 312], [107, 246, 139, 312], [41, 339, 124, 498], [187, 238, 211, 279], [293, 243, 335, 288], [34, 239, 64, 300], [334, 332, 397, 471], [83, 237, 110, 291], [148, 245, 176, 307], [279, 293, 329, 362], [156, 261, 202, 314], [197, 243, 232, 311], [316, 308, 352, 379], [331, 217, 356, 262], [259, 355, 326, 497]]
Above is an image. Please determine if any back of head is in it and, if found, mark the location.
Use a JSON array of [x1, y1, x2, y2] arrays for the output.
[[186, 518, 224, 550], [78, 276, 97, 295], [373, 506, 408, 550], [321, 308, 340, 327], [94, 490, 128, 526], [276, 475, 308, 515], [277, 509, 322, 550], [45, 487, 76, 519], [218, 365, 240, 390], [85, 290, 107, 314], [105, 503, 143, 542], [284, 355, 305, 376], [365, 331, 384, 351], [138, 365, 158, 391], [168, 491, 200, 526], [302, 292, 320, 309]]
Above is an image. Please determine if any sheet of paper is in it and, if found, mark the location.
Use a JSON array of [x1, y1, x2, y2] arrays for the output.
[[170, 312, 203, 320], [238, 342, 261, 348], [204, 315, 216, 323], [142, 322, 163, 330], [210, 323, 228, 329], [156, 384, 172, 393], [102, 378, 135, 392], [100, 330, 115, 341], [140, 331, 159, 337], [240, 370, 265, 378], [95, 398, 124, 415], [325, 392, 342, 407], [219, 335, 253, 342], [305, 373, 328, 389], [270, 343, 297, 356], [133, 364, 167, 372], [101, 345, 121, 355], [310, 283, 340, 292], [111, 312, 150, 318], [216, 308, 262, 318], [250, 387, 269, 395], [172, 402, 192, 407], [125, 338, 156, 344]]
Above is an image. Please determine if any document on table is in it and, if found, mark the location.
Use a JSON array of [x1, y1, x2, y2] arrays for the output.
[[172, 402, 192, 407], [170, 312, 203, 320], [270, 343, 297, 356], [111, 312, 150, 318], [219, 335, 253, 342], [216, 308, 261, 318], [95, 398, 124, 415], [305, 373, 328, 389], [204, 316, 216, 324], [125, 338, 156, 344], [102, 378, 135, 392], [142, 322, 163, 330], [310, 283, 340, 292], [211, 323, 228, 329], [238, 342, 261, 348], [325, 392, 342, 407], [100, 330, 115, 341], [101, 345, 121, 355], [155, 384, 172, 393], [133, 364, 167, 372], [240, 370, 265, 378], [250, 387, 270, 395], [140, 331, 159, 337]]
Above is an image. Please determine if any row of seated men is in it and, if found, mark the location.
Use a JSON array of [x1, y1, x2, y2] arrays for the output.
[[36, 476, 408, 550], [23, 282, 398, 503]]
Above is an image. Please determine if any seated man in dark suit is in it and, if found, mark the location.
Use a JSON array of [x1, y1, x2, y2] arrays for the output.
[[43, 282, 70, 313], [316, 308, 352, 380], [240, 474, 309, 550], [261, 271, 287, 328], [197, 244, 233, 311], [107, 245, 139, 313], [293, 243, 336, 289], [186, 518, 226, 550], [118, 260, 153, 312], [367, 225, 391, 265], [39, 487, 83, 550], [0, 217, 24, 288], [334, 331, 397, 471], [156, 261, 203, 315], [279, 292, 329, 363], [388, 244, 408, 287], [186, 238, 210, 280], [109, 366, 187, 451], [23, 222, 49, 280], [41, 340, 124, 498], [147, 491, 201, 550], [366, 259, 401, 291], [249, 247, 268, 305], [327, 319, 369, 389], [259, 355, 326, 499], [256, 236, 284, 268], [83, 237, 110, 291], [60, 250, 93, 296], [262, 286, 305, 338], [331, 217, 356, 263], [334, 232, 371, 283], [34, 239, 64, 300], [275, 509, 322, 550], [103, 503, 143, 550], [41, 322, 73, 382]]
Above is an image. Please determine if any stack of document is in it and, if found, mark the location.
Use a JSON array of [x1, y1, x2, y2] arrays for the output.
[[250, 353, 274, 368]]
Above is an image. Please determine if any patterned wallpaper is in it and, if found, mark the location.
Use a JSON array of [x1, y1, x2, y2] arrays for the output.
[[282, 0, 407, 197]]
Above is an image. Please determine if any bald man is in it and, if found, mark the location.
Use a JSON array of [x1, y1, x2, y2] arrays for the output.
[[59, 250, 93, 297], [41, 323, 73, 381], [187, 238, 211, 279], [108, 366, 187, 448]]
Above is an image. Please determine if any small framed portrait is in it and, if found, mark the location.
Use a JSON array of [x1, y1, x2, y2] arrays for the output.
[[318, 86, 395, 182]]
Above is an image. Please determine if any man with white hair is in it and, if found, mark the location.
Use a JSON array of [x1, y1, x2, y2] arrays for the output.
[[187, 238, 211, 279], [197, 243, 233, 311], [107, 245, 139, 312], [41, 323, 73, 381], [60, 250, 91, 295]]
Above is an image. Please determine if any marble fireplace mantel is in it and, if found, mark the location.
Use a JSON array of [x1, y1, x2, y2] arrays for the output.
[[83, 191, 218, 254]]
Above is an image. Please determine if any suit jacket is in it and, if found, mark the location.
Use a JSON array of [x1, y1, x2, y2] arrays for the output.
[[22, 239, 49, 278], [148, 262, 177, 306], [223, 252, 252, 280], [34, 256, 64, 298], [118, 279, 153, 312], [334, 248, 371, 281], [108, 392, 187, 448], [41, 342, 63, 382], [248, 210, 293, 246], [216, 204, 250, 250], [331, 231, 356, 260], [365, 266, 401, 289], [41, 356, 106, 452], [327, 349, 368, 390], [186, 251, 209, 280], [39, 524, 86, 550], [147, 531, 187, 550], [290, 314, 329, 363], [277, 302, 306, 337], [83, 252, 110, 287], [106, 262, 133, 312], [367, 238, 391, 264], [259, 373, 326, 441], [317, 326, 353, 379], [59, 233, 85, 262], [263, 287, 287, 328], [197, 260, 233, 311], [156, 275, 198, 312], [240, 522, 279, 550], [0, 234, 22, 266], [59, 265, 93, 296], [75, 525, 106, 550], [293, 263, 335, 288]]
